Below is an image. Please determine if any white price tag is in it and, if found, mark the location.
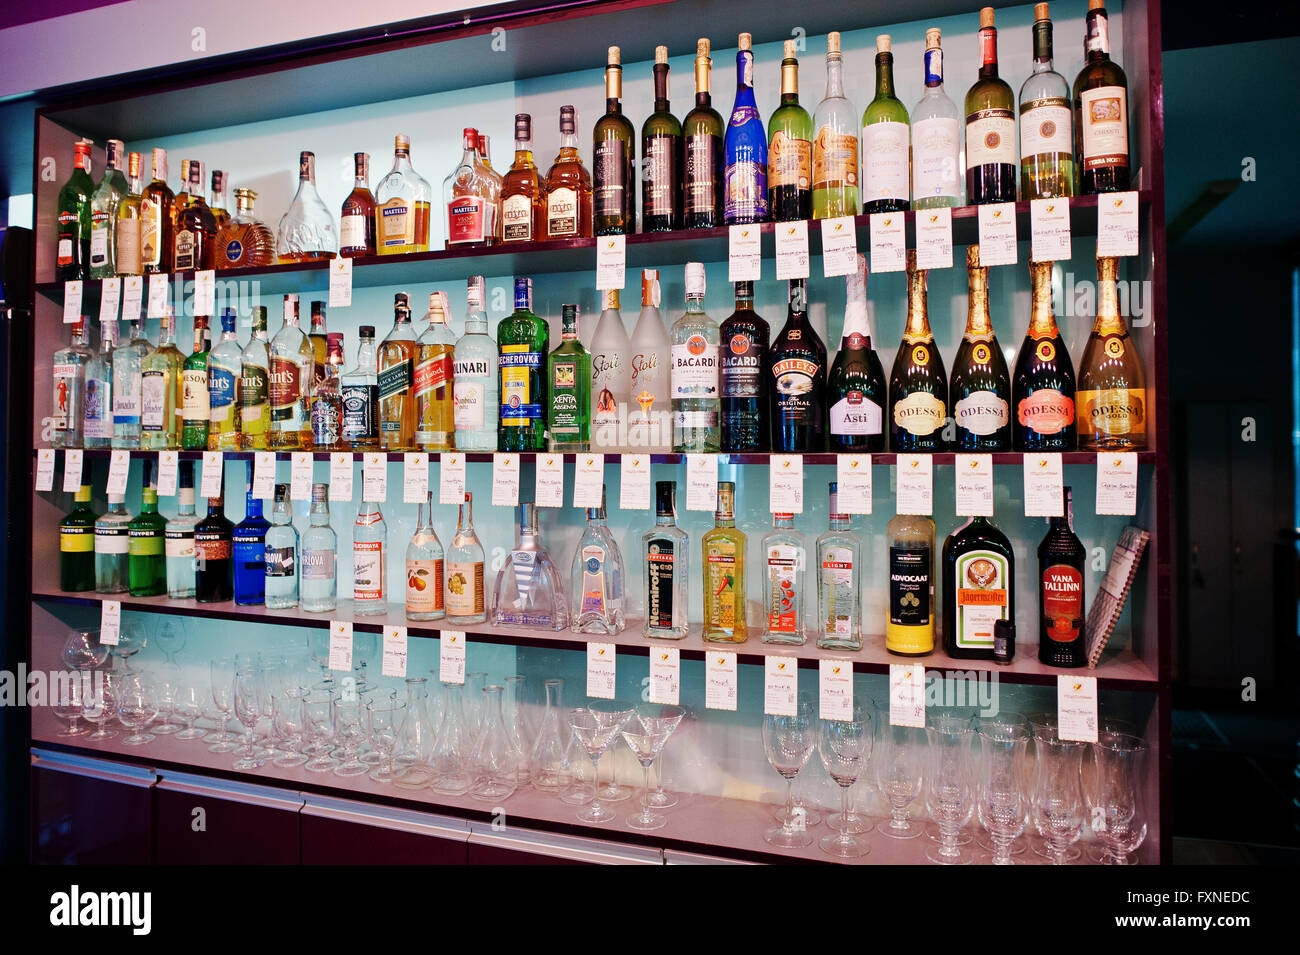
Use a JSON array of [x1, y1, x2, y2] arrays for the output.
[[768, 454, 804, 513], [954, 453, 994, 516], [685, 453, 717, 511], [915, 207, 954, 271], [896, 454, 933, 515], [1096, 452, 1138, 515], [193, 270, 215, 316], [705, 651, 738, 711], [763, 656, 798, 717], [535, 453, 565, 507], [439, 631, 466, 684], [868, 212, 907, 274], [977, 202, 1018, 267], [836, 454, 873, 514], [818, 659, 853, 722], [106, 449, 131, 497], [290, 452, 313, 501], [99, 600, 121, 646], [146, 273, 169, 318], [62, 281, 83, 324], [35, 449, 56, 492], [889, 663, 926, 728], [156, 450, 179, 496], [200, 451, 223, 499], [381, 625, 408, 678], [329, 452, 354, 501], [727, 224, 762, 282], [98, 278, 122, 324], [572, 453, 604, 509], [252, 451, 276, 500], [1030, 198, 1072, 262], [438, 452, 465, 505], [586, 642, 616, 700], [774, 219, 810, 280], [328, 257, 353, 308], [328, 621, 354, 672], [492, 453, 520, 507], [619, 454, 652, 511], [595, 235, 627, 290], [1023, 452, 1065, 516], [1057, 675, 1099, 742], [62, 448, 84, 493], [649, 647, 680, 705], [121, 275, 143, 323], [363, 452, 387, 502], [820, 216, 858, 277], [402, 452, 428, 504], [1096, 191, 1140, 257]]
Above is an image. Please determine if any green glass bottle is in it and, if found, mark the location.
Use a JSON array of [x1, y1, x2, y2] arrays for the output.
[[548, 303, 591, 451], [59, 485, 98, 592], [181, 315, 211, 450], [861, 34, 911, 214], [128, 465, 167, 596], [497, 277, 549, 451], [682, 38, 725, 230], [767, 39, 813, 221], [593, 46, 637, 235], [641, 46, 682, 232], [56, 139, 96, 281]]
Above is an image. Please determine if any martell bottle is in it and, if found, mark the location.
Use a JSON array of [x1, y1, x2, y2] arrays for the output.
[[828, 253, 886, 452], [375, 135, 433, 255], [949, 245, 1011, 451], [719, 280, 769, 452], [1038, 485, 1087, 667], [942, 514, 1014, 660], [768, 279, 826, 452], [641, 46, 683, 232], [1076, 255, 1146, 450], [889, 251, 948, 452], [593, 46, 637, 235], [1013, 259, 1076, 451], [1073, 0, 1130, 195], [964, 8, 1017, 204], [683, 39, 725, 229]]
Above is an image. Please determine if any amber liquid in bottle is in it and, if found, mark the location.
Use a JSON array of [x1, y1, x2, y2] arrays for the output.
[[340, 152, 377, 257], [546, 106, 594, 239], [1076, 256, 1146, 449]]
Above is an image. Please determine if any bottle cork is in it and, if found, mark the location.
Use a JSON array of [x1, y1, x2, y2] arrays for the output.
[[967, 244, 982, 269], [655, 45, 668, 65], [738, 33, 751, 51], [1089, 0, 1105, 10], [926, 27, 941, 49], [608, 45, 621, 66], [697, 38, 710, 58], [827, 31, 841, 54], [1035, 2, 1050, 19], [784, 38, 797, 58], [980, 7, 995, 28], [877, 34, 891, 53]]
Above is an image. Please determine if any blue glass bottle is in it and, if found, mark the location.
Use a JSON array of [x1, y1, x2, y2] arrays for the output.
[[233, 485, 270, 605], [724, 33, 768, 224]]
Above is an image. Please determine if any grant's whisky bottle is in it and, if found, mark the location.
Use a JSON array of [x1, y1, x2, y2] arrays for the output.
[[1076, 255, 1145, 450]]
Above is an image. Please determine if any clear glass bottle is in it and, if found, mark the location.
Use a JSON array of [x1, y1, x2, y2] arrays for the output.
[[340, 325, 379, 450], [310, 332, 343, 449], [431, 681, 473, 795], [392, 676, 437, 789], [379, 292, 418, 451], [269, 294, 314, 450], [570, 486, 625, 635], [353, 500, 387, 617], [912, 28, 964, 209], [300, 484, 338, 613], [94, 493, 132, 594], [239, 306, 271, 449], [140, 308, 182, 450], [406, 492, 445, 622], [89, 139, 129, 279], [53, 319, 93, 449], [816, 482, 862, 650], [1020, 3, 1075, 199], [670, 262, 721, 452], [374, 134, 432, 255], [591, 289, 630, 452], [165, 461, 199, 599], [702, 481, 746, 642], [813, 32, 860, 218], [548, 303, 591, 452], [529, 678, 572, 792], [264, 484, 299, 610], [277, 150, 337, 263], [207, 308, 243, 450], [493, 502, 568, 631], [446, 492, 486, 626], [209, 169, 231, 228], [111, 318, 149, 449], [114, 151, 144, 277], [628, 269, 672, 452], [761, 512, 806, 644], [415, 291, 457, 451], [214, 188, 277, 269], [476, 134, 504, 243], [452, 276, 497, 451], [444, 128, 495, 248], [82, 319, 115, 450], [642, 481, 688, 640]]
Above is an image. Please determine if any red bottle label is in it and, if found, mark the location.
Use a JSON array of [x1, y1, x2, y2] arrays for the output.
[[1042, 563, 1083, 642]]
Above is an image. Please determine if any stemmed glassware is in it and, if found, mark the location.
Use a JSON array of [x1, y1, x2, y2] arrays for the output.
[[368, 698, 406, 782], [333, 700, 369, 776], [1092, 732, 1147, 865], [111, 627, 147, 673], [876, 723, 925, 839], [470, 685, 519, 801], [84, 673, 120, 740], [1031, 724, 1086, 864], [172, 683, 207, 740], [151, 668, 184, 735], [568, 702, 633, 824], [302, 690, 339, 773], [620, 704, 685, 831], [925, 711, 976, 864], [976, 716, 1031, 865], [53, 672, 89, 736], [232, 668, 265, 770], [63, 629, 110, 671], [208, 659, 238, 753], [272, 693, 309, 768], [762, 704, 818, 848], [818, 702, 874, 858], [116, 673, 159, 746], [529, 678, 573, 793]]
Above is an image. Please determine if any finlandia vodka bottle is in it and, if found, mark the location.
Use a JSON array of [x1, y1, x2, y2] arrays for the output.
[[353, 500, 387, 616], [83, 320, 116, 449], [300, 483, 337, 613], [406, 492, 445, 622], [165, 461, 199, 598], [112, 319, 149, 448], [571, 486, 625, 634], [264, 484, 299, 610], [445, 492, 486, 626], [452, 276, 498, 451], [642, 481, 688, 639], [590, 288, 630, 451], [669, 262, 720, 451]]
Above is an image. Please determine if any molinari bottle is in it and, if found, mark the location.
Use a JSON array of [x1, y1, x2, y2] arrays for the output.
[[768, 279, 826, 453], [719, 280, 769, 452], [724, 34, 767, 224], [965, 8, 1017, 204], [683, 39, 725, 229], [889, 251, 948, 451], [949, 245, 1011, 451], [1013, 259, 1076, 451], [943, 513, 1014, 660], [1076, 255, 1145, 449], [453, 277, 499, 450], [1038, 485, 1086, 667], [828, 254, 886, 452], [886, 509, 935, 655]]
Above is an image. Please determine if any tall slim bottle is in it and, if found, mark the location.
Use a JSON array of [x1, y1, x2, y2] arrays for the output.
[[702, 482, 746, 643], [111, 318, 149, 449], [724, 33, 768, 224], [53, 319, 93, 449], [593, 46, 637, 235], [308, 302, 329, 393], [1013, 260, 1076, 451], [446, 492, 486, 626], [264, 484, 300, 610], [768, 279, 826, 452], [353, 500, 387, 616], [861, 34, 910, 214], [497, 278, 548, 452], [414, 291, 456, 451], [207, 309, 243, 451], [590, 289, 630, 451], [140, 148, 175, 274], [238, 306, 271, 450], [339, 152, 377, 257], [719, 280, 769, 452], [889, 252, 948, 452], [828, 254, 887, 452], [812, 32, 859, 219], [1038, 485, 1086, 667], [452, 276, 498, 451], [180, 316, 211, 451], [911, 28, 964, 209], [816, 483, 861, 650], [1020, 3, 1076, 199], [56, 139, 94, 281], [141, 308, 183, 450], [1076, 256, 1146, 449], [378, 293, 418, 450], [683, 39, 725, 229], [670, 262, 720, 452], [548, 304, 590, 452], [82, 320, 115, 450], [965, 8, 1018, 204], [767, 39, 813, 222], [628, 269, 672, 451], [127, 464, 166, 597], [406, 492, 445, 622], [1073, 0, 1130, 195], [89, 139, 129, 279], [114, 151, 144, 277], [949, 245, 1011, 451], [642, 46, 683, 232], [300, 484, 338, 613]]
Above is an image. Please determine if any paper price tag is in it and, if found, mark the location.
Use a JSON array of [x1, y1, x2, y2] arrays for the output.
[[977, 202, 1018, 266], [106, 449, 131, 497], [954, 453, 994, 516], [819, 659, 853, 722], [147, 273, 169, 318], [62, 281, 83, 324], [290, 452, 313, 501], [896, 454, 933, 515], [328, 621, 354, 672], [595, 235, 626, 290], [98, 278, 122, 324], [439, 452, 465, 505], [328, 257, 353, 308], [1057, 675, 1099, 742], [728, 224, 762, 282], [381, 625, 408, 678], [535, 454, 565, 507], [705, 652, 738, 711], [200, 451, 223, 499], [573, 453, 605, 509], [121, 276, 143, 323], [763, 656, 798, 717], [193, 270, 215, 316], [402, 452, 428, 504], [586, 643, 616, 700], [99, 600, 121, 646], [649, 647, 680, 705], [439, 631, 466, 684], [62, 448, 84, 493], [685, 454, 717, 511], [252, 451, 276, 500], [889, 664, 926, 728], [1096, 191, 1140, 257], [1096, 452, 1138, 515], [836, 454, 872, 514], [492, 453, 520, 507], [1023, 452, 1065, 516], [156, 450, 179, 497], [1030, 198, 1072, 262], [868, 212, 907, 274], [35, 449, 55, 492], [820, 216, 858, 277], [768, 454, 804, 513], [774, 219, 810, 280], [619, 454, 651, 511], [362, 452, 387, 502], [915, 207, 954, 271], [329, 452, 354, 501]]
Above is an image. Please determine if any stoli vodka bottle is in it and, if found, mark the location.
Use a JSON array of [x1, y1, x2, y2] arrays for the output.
[[627, 269, 672, 452], [590, 288, 630, 451]]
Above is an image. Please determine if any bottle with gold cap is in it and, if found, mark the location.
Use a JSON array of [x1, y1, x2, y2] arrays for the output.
[[1020, 3, 1075, 199], [912, 28, 963, 208], [812, 31, 859, 219], [725, 33, 768, 224], [501, 114, 544, 243], [594, 45, 637, 235], [375, 134, 432, 255], [544, 106, 593, 239], [683, 39, 725, 229], [1012, 259, 1076, 451], [591, 287, 631, 450], [965, 7, 1017, 204], [1073, 0, 1129, 194], [642, 46, 682, 232], [889, 250, 948, 452], [114, 151, 145, 276], [862, 34, 910, 214], [702, 481, 747, 643], [950, 245, 1011, 451], [767, 38, 812, 221], [1076, 255, 1145, 449], [141, 147, 176, 273]]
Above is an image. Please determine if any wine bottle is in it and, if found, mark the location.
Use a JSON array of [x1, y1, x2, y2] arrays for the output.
[[889, 251, 948, 452], [1012, 260, 1076, 451], [911, 28, 963, 209], [942, 514, 1014, 660], [827, 253, 886, 452], [642, 46, 683, 232], [812, 32, 859, 219], [719, 281, 770, 452], [767, 39, 813, 222], [724, 33, 768, 224], [861, 34, 910, 214], [949, 245, 1011, 451], [594, 46, 636, 235], [1076, 256, 1146, 450], [683, 39, 725, 230], [1073, 0, 1130, 195], [1019, 3, 1075, 199], [1038, 485, 1086, 667], [964, 7, 1017, 204], [767, 279, 826, 452]]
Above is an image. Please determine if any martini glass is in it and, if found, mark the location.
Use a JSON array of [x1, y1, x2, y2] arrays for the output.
[[568, 703, 633, 824], [622, 704, 685, 830]]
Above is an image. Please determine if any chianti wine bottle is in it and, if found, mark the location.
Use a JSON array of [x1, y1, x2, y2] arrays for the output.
[[1038, 485, 1087, 667], [964, 7, 1017, 204], [889, 251, 948, 452], [827, 254, 886, 452], [1073, 0, 1130, 195], [942, 513, 1014, 660], [767, 279, 826, 452], [950, 245, 1011, 450], [1076, 255, 1146, 450], [1013, 259, 1076, 450]]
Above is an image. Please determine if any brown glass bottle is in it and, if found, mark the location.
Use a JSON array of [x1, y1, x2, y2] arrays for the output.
[[593, 46, 636, 235], [544, 106, 593, 239], [339, 152, 377, 257], [767, 279, 826, 452], [174, 160, 217, 272], [1038, 485, 1086, 667], [140, 148, 175, 274], [1073, 0, 1130, 194], [501, 113, 545, 243]]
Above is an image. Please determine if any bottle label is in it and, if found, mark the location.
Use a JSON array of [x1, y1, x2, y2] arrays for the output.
[[341, 383, 377, 440], [95, 524, 129, 555], [765, 544, 800, 633], [173, 229, 197, 271], [643, 136, 676, 216], [674, 410, 718, 429], [141, 196, 162, 267], [128, 528, 164, 557], [1080, 86, 1128, 171], [302, 547, 335, 580], [771, 356, 821, 427], [684, 134, 719, 214], [549, 360, 581, 436], [645, 541, 676, 629], [310, 389, 340, 445], [141, 371, 167, 430], [353, 540, 385, 602], [813, 126, 860, 192], [377, 357, 413, 403], [52, 366, 76, 431], [502, 194, 533, 242], [592, 352, 622, 437], [721, 329, 762, 397], [546, 187, 578, 237], [1076, 386, 1145, 438], [1017, 389, 1075, 435], [830, 392, 883, 435], [115, 219, 141, 274], [89, 220, 110, 267], [890, 545, 931, 626], [499, 346, 542, 424], [594, 140, 629, 220], [165, 530, 195, 558], [268, 356, 303, 422], [953, 390, 1009, 436], [705, 541, 739, 629], [239, 365, 269, 425], [630, 351, 664, 418], [954, 549, 1009, 649], [339, 213, 367, 250], [820, 546, 855, 636], [414, 352, 451, 398], [447, 195, 487, 244], [181, 368, 210, 421], [57, 234, 74, 269], [1042, 563, 1084, 643], [378, 198, 415, 249], [60, 526, 94, 553], [670, 336, 719, 396], [208, 365, 237, 413], [84, 379, 112, 438], [446, 560, 484, 615], [724, 161, 767, 221], [861, 121, 908, 202], [1019, 99, 1073, 157], [768, 130, 811, 190], [965, 108, 1017, 168], [911, 117, 962, 199], [579, 544, 608, 617], [893, 390, 947, 436], [266, 544, 296, 578], [452, 378, 486, 431], [112, 376, 140, 425], [406, 557, 444, 613]]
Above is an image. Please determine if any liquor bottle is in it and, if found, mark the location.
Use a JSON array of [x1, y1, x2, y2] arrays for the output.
[[594, 46, 637, 235], [233, 485, 270, 606], [209, 170, 231, 229], [53, 319, 93, 449], [761, 511, 806, 645], [452, 276, 498, 450], [501, 114, 545, 243], [56, 139, 95, 281], [341, 325, 379, 450], [164, 462, 199, 598], [702, 481, 746, 642], [886, 509, 936, 655], [378, 292, 418, 450], [238, 306, 271, 450], [570, 486, 626, 634], [950, 245, 1011, 451], [269, 294, 315, 450], [965, 8, 1018, 204], [207, 309, 243, 451], [889, 252, 948, 451], [128, 464, 166, 597], [310, 333, 343, 449], [912, 29, 964, 209], [719, 280, 769, 452], [1077, 256, 1146, 449], [1013, 259, 1076, 451], [264, 484, 299, 610], [445, 128, 494, 248], [943, 513, 1014, 660], [140, 148, 175, 274], [110, 318, 148, 449], [816, 482, 862, 650], [642, 482, 688, 639], [339, 152, 377, 257], [1037, 485, 1086, 667], [82, 320, 115, 450], [768, 279, 827, 452], [180, 315, 211, 451], [89, 139, 128, 279], [724, 34, 767, 224], [670, 262, 721, 452], [642, 46, 683, 232], [591, 288, 630, 451], [406, 491, 445, 622], [95, 493, 132, 594], [544, 106, 593, 240], [300, 484, 337, 613], [174, 160, 216, 271], [767, 39, 813, 222], [496, 277, 549, 452], [213, 189, 276, 269], [353, 500, 387, 616], [445, 492, 486, 626], [493, 502, 568, 630], [277, 151, 337, 262], [194, 493, 234, 603], [414, 292, 456, 451], [476, 133, 504, 243], [375, 135, 432, 255], [810, 32, 859, 220], [683, 38, 725, 230], [828, 254, 887, 451], [308, 302, 329, 392], [547, 303, 590, 452], [1020, 3, 1075, 199], [861, 35, 910, 214], [172, 159, 192, 227], [140, 308, 182, 450], [60, 486, 98, 591], [114, 151, 144, 277], [628, 269, 672, 451], [1073, 0, 1130, 195]]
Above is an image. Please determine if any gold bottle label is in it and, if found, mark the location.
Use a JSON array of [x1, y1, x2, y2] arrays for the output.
[[1076, 387, 1145, 437]]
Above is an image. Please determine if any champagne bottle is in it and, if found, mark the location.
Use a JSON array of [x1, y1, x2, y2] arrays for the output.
[[949, 245, 1011, 451], [1012, 260, 1076, 451], [888, 251, 948, 452], [827, 253, 886, 452], [1076, 256, 1146, 449]]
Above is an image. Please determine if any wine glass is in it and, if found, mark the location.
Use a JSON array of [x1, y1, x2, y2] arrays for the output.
[[876, 722, 925, 839], [333, 700, 369, 776], [568, 703, 633, 824], [232, 668, 265, 770], [150, 665, 184, 735], [112, 627, 147, 673], [818, 702, 874, 858], [52, 671, 89, 736], [154, 618, 186, 664], [208, 659, 237, 753], [621, 704, 685, 831], [1093, 732, 1148, 865], [762, 707, 817, 848], [828, 696, 877, 835], [925, 711, 976, 865], [84, 673, 120, 741], [62, 629, 110, 671], [976, 716, 1031, 864], [172, 682, 208, 741], [116, 674, 159, 746], [368, 698, 406, 783], [1031, 725, 1086, 864], [272, 692, 309, 768], [303, 690, 339, 773]]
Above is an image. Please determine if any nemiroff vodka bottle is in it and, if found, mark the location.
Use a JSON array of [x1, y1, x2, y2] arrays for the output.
[[627, 269, 671, 451], [590, 288, 630, 451], [452, 275, 498, 451], [300, 483, 337, 613], [669, 261, 720, 451], [353, 500, 387, 616]]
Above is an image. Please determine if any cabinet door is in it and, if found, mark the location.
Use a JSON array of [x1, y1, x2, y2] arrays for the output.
[[467, 825, 662, 865], [300, 796, 468, 864], [31, 751, 156, 864], [155, 773, 302, 864]]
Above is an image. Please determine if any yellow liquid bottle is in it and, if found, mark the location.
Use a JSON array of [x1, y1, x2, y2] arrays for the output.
[[702, 481, 747, 642], [885, 510, 935, 655]]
